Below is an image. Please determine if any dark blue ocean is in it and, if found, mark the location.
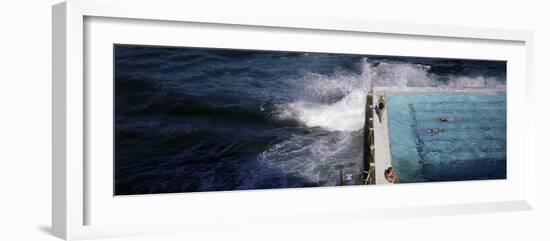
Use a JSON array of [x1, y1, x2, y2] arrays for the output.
[[114, 45, 506, 195]]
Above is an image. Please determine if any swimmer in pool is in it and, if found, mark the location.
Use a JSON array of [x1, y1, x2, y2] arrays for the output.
[[439, 116, 454, 122], [429, 128, 443, 133], [419, 128, 444, 134]]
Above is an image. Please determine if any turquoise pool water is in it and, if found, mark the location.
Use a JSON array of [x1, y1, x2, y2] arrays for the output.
[[387, 91, 506, 183]]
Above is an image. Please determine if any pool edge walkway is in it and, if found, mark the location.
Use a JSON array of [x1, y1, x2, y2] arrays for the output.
[[373, 89, 393, 185]]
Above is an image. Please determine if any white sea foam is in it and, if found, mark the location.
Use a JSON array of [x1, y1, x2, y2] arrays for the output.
[[278, 90, 367, 132], [256, 131, 360, 185], [370, 62, 432, 87]]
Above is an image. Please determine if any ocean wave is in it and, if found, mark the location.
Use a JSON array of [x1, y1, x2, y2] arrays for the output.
[[276, 91, 366, 132], [256, 131, 363, 186]]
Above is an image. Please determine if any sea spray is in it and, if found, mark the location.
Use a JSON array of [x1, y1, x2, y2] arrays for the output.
[[260, 59, 372, 184], [275, 58, 371, 132]]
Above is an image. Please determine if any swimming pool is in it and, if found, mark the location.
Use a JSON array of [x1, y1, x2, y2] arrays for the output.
[[386, 91, 506, 183]]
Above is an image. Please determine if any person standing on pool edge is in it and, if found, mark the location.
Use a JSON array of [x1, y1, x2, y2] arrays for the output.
[[376, 95, 386, 123]]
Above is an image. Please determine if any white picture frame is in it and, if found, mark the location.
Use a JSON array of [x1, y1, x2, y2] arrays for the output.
[[52, 0, 535, 240]]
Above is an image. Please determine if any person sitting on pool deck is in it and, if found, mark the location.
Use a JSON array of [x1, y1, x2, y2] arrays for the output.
[[384, 167, 400, 183]]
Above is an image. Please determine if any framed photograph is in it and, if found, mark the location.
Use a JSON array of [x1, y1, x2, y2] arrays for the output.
[[52, 0, 535, 240]]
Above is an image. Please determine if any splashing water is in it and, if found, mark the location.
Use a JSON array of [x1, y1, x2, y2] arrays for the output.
[[277, 91, 367, 132], [276, 58, 371, 132]]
